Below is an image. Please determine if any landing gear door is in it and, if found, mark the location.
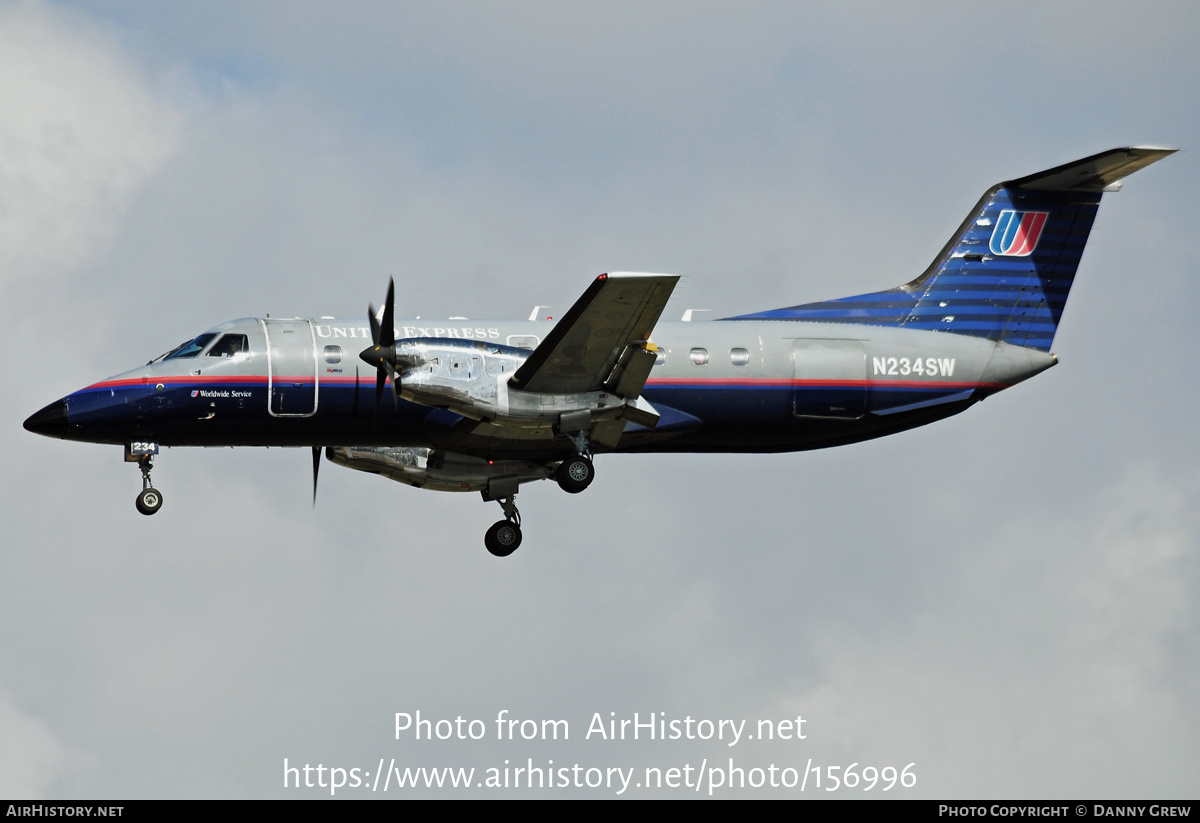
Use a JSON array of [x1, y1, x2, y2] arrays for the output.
[[792, 339, 866, 419], [263, 319, 319, 417]]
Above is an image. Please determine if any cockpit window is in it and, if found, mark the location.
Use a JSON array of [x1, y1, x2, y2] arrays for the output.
[[163, 333, 218, 360], [207, 334, 249, 357]]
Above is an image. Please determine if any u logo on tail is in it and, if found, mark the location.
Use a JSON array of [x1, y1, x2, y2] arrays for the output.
[[989, 210, 1048, 256]]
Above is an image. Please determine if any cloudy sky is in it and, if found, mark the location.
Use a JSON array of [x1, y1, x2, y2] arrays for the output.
[[3, 0, 1198, 798]]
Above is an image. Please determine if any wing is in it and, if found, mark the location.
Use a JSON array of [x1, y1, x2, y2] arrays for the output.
[[508, 272, 679, 395]]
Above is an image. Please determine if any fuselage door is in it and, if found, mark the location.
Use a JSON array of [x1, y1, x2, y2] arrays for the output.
[[792, 339, 866, 419], [263, 319, 319, 417]]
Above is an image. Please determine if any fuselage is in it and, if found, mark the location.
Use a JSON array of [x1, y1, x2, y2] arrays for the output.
[[26, 315, 1056, 460]]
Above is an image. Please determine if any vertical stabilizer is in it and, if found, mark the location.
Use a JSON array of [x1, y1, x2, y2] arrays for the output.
[[727, 147, 1176, 351]]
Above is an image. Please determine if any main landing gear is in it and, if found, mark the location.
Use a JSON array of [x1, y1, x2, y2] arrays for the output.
[[478, 435, 596, 558], [134, 455, 163, 516], [555, 454, 594, 494], [555, 430, 595, 494], [483, 494, 522, 558]]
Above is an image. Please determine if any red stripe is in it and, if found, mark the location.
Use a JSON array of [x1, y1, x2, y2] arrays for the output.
[[85, 375, 1009, 391], [1010, 211, 1047, 256], [646, 378, 1006, 389], [1007, 213, 1032, 255]]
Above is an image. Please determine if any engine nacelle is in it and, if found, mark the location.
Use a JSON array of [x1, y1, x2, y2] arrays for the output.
[[326, 445, 553, 493], [393, 338, 655, 430]]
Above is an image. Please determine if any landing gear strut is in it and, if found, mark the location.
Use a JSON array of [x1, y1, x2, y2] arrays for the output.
[[483, 494, 522, 557], [134, 456, 163, 516]]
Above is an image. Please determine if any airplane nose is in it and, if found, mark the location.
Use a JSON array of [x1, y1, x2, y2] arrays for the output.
[[23, 399, 69, 438]]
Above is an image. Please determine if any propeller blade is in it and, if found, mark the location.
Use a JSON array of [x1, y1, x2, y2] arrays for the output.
[[368, 302, 380, 344], [381, 277, 395, 347], [352, 366, 360, 419], [360, 277, 400, 425], [311, 446, 321, 507]]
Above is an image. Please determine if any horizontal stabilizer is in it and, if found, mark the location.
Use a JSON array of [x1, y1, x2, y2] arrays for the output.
[[1007, 146, 1177, 192]]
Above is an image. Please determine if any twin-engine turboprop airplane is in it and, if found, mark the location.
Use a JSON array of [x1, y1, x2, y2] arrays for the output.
[[24, 147, 1174, 556]]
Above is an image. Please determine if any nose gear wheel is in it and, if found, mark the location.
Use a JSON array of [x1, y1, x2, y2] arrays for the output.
[[136, 487, 163, 515]]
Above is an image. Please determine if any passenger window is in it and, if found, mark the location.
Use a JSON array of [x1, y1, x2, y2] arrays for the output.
[[206, 334, 249, 358], [654, 350, 666, 366], [507, 335, 540, 351], [323, 345, 343, 364], [690, 348, 708, 366], [730, 348, 750, 366]]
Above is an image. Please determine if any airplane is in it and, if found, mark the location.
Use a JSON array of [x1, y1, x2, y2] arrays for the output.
[[24, 146, 1174, 556]]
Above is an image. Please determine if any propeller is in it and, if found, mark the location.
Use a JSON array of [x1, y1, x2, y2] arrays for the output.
[[359, 277, 400, 420], [312, 446, 321, 507]]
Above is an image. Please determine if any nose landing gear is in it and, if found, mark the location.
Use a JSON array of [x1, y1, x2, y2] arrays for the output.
[[126, 443, 163, 516], [136, 483, 163, 516]]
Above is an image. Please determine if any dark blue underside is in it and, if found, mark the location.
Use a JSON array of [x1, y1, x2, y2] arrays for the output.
[[61, 379, 988, 455]]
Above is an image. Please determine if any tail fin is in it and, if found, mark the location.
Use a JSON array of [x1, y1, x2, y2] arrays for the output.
[[728, 147, 1175, 351]]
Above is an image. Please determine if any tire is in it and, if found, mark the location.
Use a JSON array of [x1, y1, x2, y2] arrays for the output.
[[484, 520, 522, 557], [556, 455, 594, 494], [136, 488, 163, 516]]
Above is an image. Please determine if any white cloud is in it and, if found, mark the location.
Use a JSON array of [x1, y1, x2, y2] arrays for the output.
[[763, 463, 1200, 797], [0, 1, 181, 289], [0, 690, 66, 798]]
